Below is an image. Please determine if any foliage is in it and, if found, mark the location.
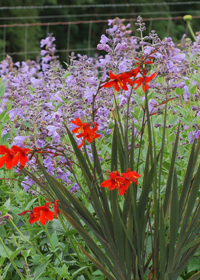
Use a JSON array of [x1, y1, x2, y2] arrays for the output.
[[1, 15, 200, 279]]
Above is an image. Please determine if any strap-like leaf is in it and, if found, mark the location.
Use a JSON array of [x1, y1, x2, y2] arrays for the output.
[[91, 141, 113, 236], [179, 140, 196, 217], [111, 189, 126, 276], [167, 168, 179, 272], [137, 153, 160, 224], [66, 126, 93, 189], [163, 124, 180, 215], [175, 164, 200, 258], [159, 204, 166, 279], [188, 271, 200, 280], [78, 245, 116, 280], [62, 211, 124, 280], [111, 126, 118, 171]]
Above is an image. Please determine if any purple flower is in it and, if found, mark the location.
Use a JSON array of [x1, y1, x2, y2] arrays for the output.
[[188, 130, 200, 144], [100, 34, 109, 44], [70, 183, 80, 193], [13, 136, 29, 147], [55, 167, 71, 183], [43, 156, 55, 175], [9, 108, 24, 121], [21, 177, 35, 192]]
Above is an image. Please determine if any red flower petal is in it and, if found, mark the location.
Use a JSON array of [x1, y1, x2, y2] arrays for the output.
[[18, 210, 31, 216]]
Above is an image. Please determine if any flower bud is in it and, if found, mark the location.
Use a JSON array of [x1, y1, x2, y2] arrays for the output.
[[183, 15, 192, 21]]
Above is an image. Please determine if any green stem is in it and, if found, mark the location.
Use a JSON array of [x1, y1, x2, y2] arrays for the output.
[[187, 21, 197, 41], [0, 236, 26, 280], [12, 218, 55, 271], [9, 219, 31, 244], [69, 236, 93, 279]]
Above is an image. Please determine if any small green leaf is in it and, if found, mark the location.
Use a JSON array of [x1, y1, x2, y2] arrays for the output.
[[21, 249, 31, 258], [10, 247, 25, 260], [0, 110, 8, 121], [50, 232, 59, 248], [187, 256, 200, 273], [175, 87, 184, 96], [64, 70, 71, 79], [0, 244, 12, 258], [0, 81, 7, 97], [189, 84, 197, 94], [33, 261, 50, 280]]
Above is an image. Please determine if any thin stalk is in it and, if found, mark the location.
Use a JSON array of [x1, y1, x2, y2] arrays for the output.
[[0, 236, 26, 280]]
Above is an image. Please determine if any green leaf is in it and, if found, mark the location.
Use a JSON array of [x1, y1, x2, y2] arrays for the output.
[[28, 85, 35, 95], [0, 244, 12, 258], [111, 126, 117, 171], [168, 168, 179, 270], [33, 261, 50, 280], [163, 124, 180, 215], [187, 257, 200, 273], [72, 266, 88, 277], [177, 163, 200, 254], [21, 250, 31, 258], [159, 205, 166, 279], [63, 212, 121, 279], [0, 81, 7, 97], [175, 87, 184, 96], [78, 245, 115, 280], [21, 121, 32, 128], [50, 232, 59, 248], [133, 95, 143, 107], [111, 190, 126, 276], [64, 70, 71, 79], [192, 63, 199, 71], [2, 132, 12, 145], [188, 271, 200, 280], [189, 84, 197, 94], [0, 110, 8, 121], [65, 126, 93, 189], [10, 247, 25, 260], [25, 198, 38, 210]]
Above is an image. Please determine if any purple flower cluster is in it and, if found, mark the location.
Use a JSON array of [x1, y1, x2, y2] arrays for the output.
[[1, 17, 200, 191]]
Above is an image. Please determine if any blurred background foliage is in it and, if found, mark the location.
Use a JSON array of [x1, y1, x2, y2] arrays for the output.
[[0, 0, 199, 62]]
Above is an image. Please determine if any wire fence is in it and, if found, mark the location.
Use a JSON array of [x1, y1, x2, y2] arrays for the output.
[[0, 15, 198, 62]]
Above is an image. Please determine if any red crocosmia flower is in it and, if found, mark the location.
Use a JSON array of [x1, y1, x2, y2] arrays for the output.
[[121, 168, 141, 185], [101, 169, 142, 196], [71, 118, 100, 148], [18, 202, 54, 225], [18, 210, 31, 216], [54, 200, 61, 219], [0, 145, 14, 170], [101, 170, 130, 196], [11, 146, 31, 167], [102, 71, 135, 92], [134, 69, 156, 92]]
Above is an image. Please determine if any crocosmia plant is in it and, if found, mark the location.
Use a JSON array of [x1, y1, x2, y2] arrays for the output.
[[1, 15, 200, 280]]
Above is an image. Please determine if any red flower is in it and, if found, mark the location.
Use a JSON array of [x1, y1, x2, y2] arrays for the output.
[[71, 118, 100, 148], [18, 202, 54, 225], [0, 145, 14, 170], [102, 70, 138, 92], [11, 146, 31, 167], [101, 169, 141, 196], [134, 69, 156, 92], [101, 170, 131, 196], [18, 210, 31, 216], [54, 200, 61, 219], [135, 55, 154, 66], [121, 168, 141, 185]]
